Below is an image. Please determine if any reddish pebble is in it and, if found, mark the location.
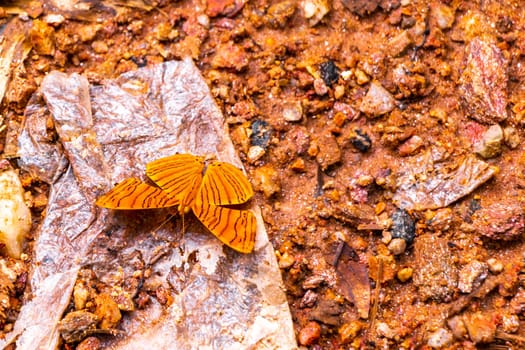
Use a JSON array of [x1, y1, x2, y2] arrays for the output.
[[77, 337, 101, 350], [298, 321, 321, 346]]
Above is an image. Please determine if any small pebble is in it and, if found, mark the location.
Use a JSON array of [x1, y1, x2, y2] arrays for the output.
[[388, 30, 413, 57], [457, 260, 488, 293], [487, 258, 503, 274], [316, 132, 341, 170], [360, 81, 396, 117], [388, 238, 407, 255], [431, 3, 455, 30], [298, 321, 321, 346], [391, 209, 416, 244], [375, 201, 386, 215], [91, 40, 109, 54], [503, 126, 520, 148], [43, 13, 65, 26], [302, 274, 325, 289], [463, 311, 496, 343], [250, 119, 271, 148], [338, 321, 363, 344], [447, 315, 467, 339], [77, 337, 101, 350], [354, 68, 370, 85], [282, 101, 303, 122], [73, 282, 90, 310], [334, 85, 345, 99], [397, 267, 413, 282], [427, 328, 453, 348], [349, 129, 372, 152], [321, 180, 335, 190], [290, 158, 306, 172], [319, 60, 339, 86], [31, 192, 48, 209], [333, 111, 347, 127], [253, 165, 281, 198], [426, 208, 453, 231], [501, 313, 520, 333], [155, 22, 175, 41], [398, 135, 424, 156], [197, 14, 210, 28], [381, 230, 392, 244], [300, 290, 318, 308], [111, 286, 135, 312], [247, 145, 266, 163], [265, 1, 296, 28], [0, 169, 32, 258], [314, 78, 328, 95], [376, 322, 395, 339], [58, 311, 99, 343], [94, 293, 122, 330], [29, 19, 55, 56], [340, 70, 353, 81], [355, 174, 374, 187], [474, 124, 503, 159], [307, 142, 319, 157], [302, 0, 330, 26], [277, 251, 295, 269]]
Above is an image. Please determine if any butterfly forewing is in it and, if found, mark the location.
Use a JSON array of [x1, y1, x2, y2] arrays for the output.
[[198, 162, 254, 206], [146, 154, 205, 204], [192, 203, 256, 253], [96, 178, 179, 209]]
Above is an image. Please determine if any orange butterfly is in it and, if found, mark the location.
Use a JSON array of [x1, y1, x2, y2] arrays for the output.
[[96, 154, 256, 253]]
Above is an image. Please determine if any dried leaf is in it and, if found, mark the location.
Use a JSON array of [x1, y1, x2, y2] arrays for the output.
[[334, 242, 370, 319], [393, 150, 497, 210]]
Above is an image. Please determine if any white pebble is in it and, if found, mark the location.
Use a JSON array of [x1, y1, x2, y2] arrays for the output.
[[427, 328, 453, 348], [247, 146, 266, 163], [376, 322, 395, 339], [197, 14, 210, 28], [487, 258, 503, 274], [388, 238, 406, 255], [282, 101, 303, 122], [0, 169, 32, 258], [301, 0, 330, 26], [360, 81, 396, 117]]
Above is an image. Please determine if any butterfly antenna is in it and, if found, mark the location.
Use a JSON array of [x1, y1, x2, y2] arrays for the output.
[[151, 213, 176, 235]]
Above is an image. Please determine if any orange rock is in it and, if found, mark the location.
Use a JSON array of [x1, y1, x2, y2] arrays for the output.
[[298, 321, 321, 346], [94, 293, 121, 330]]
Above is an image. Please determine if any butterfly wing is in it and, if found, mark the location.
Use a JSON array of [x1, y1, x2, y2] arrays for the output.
[[197, 161, 253, 206], [192, 203, 256, 253], [146, 154, 204, 207], [96, 178, 179, 209]]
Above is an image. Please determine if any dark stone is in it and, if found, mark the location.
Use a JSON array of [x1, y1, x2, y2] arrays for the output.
[[250, 119, 272, 148], [350, 129, 372, 152], [391, 208, 415, 244], [319, 60, 339, 86]]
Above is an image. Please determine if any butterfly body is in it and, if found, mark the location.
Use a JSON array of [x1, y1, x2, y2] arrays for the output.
[[96, 154, 256, 253]]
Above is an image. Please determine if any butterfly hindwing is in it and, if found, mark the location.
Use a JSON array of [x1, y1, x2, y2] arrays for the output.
[[95, 178, 179, 209], [192, 202, 256, 254]]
